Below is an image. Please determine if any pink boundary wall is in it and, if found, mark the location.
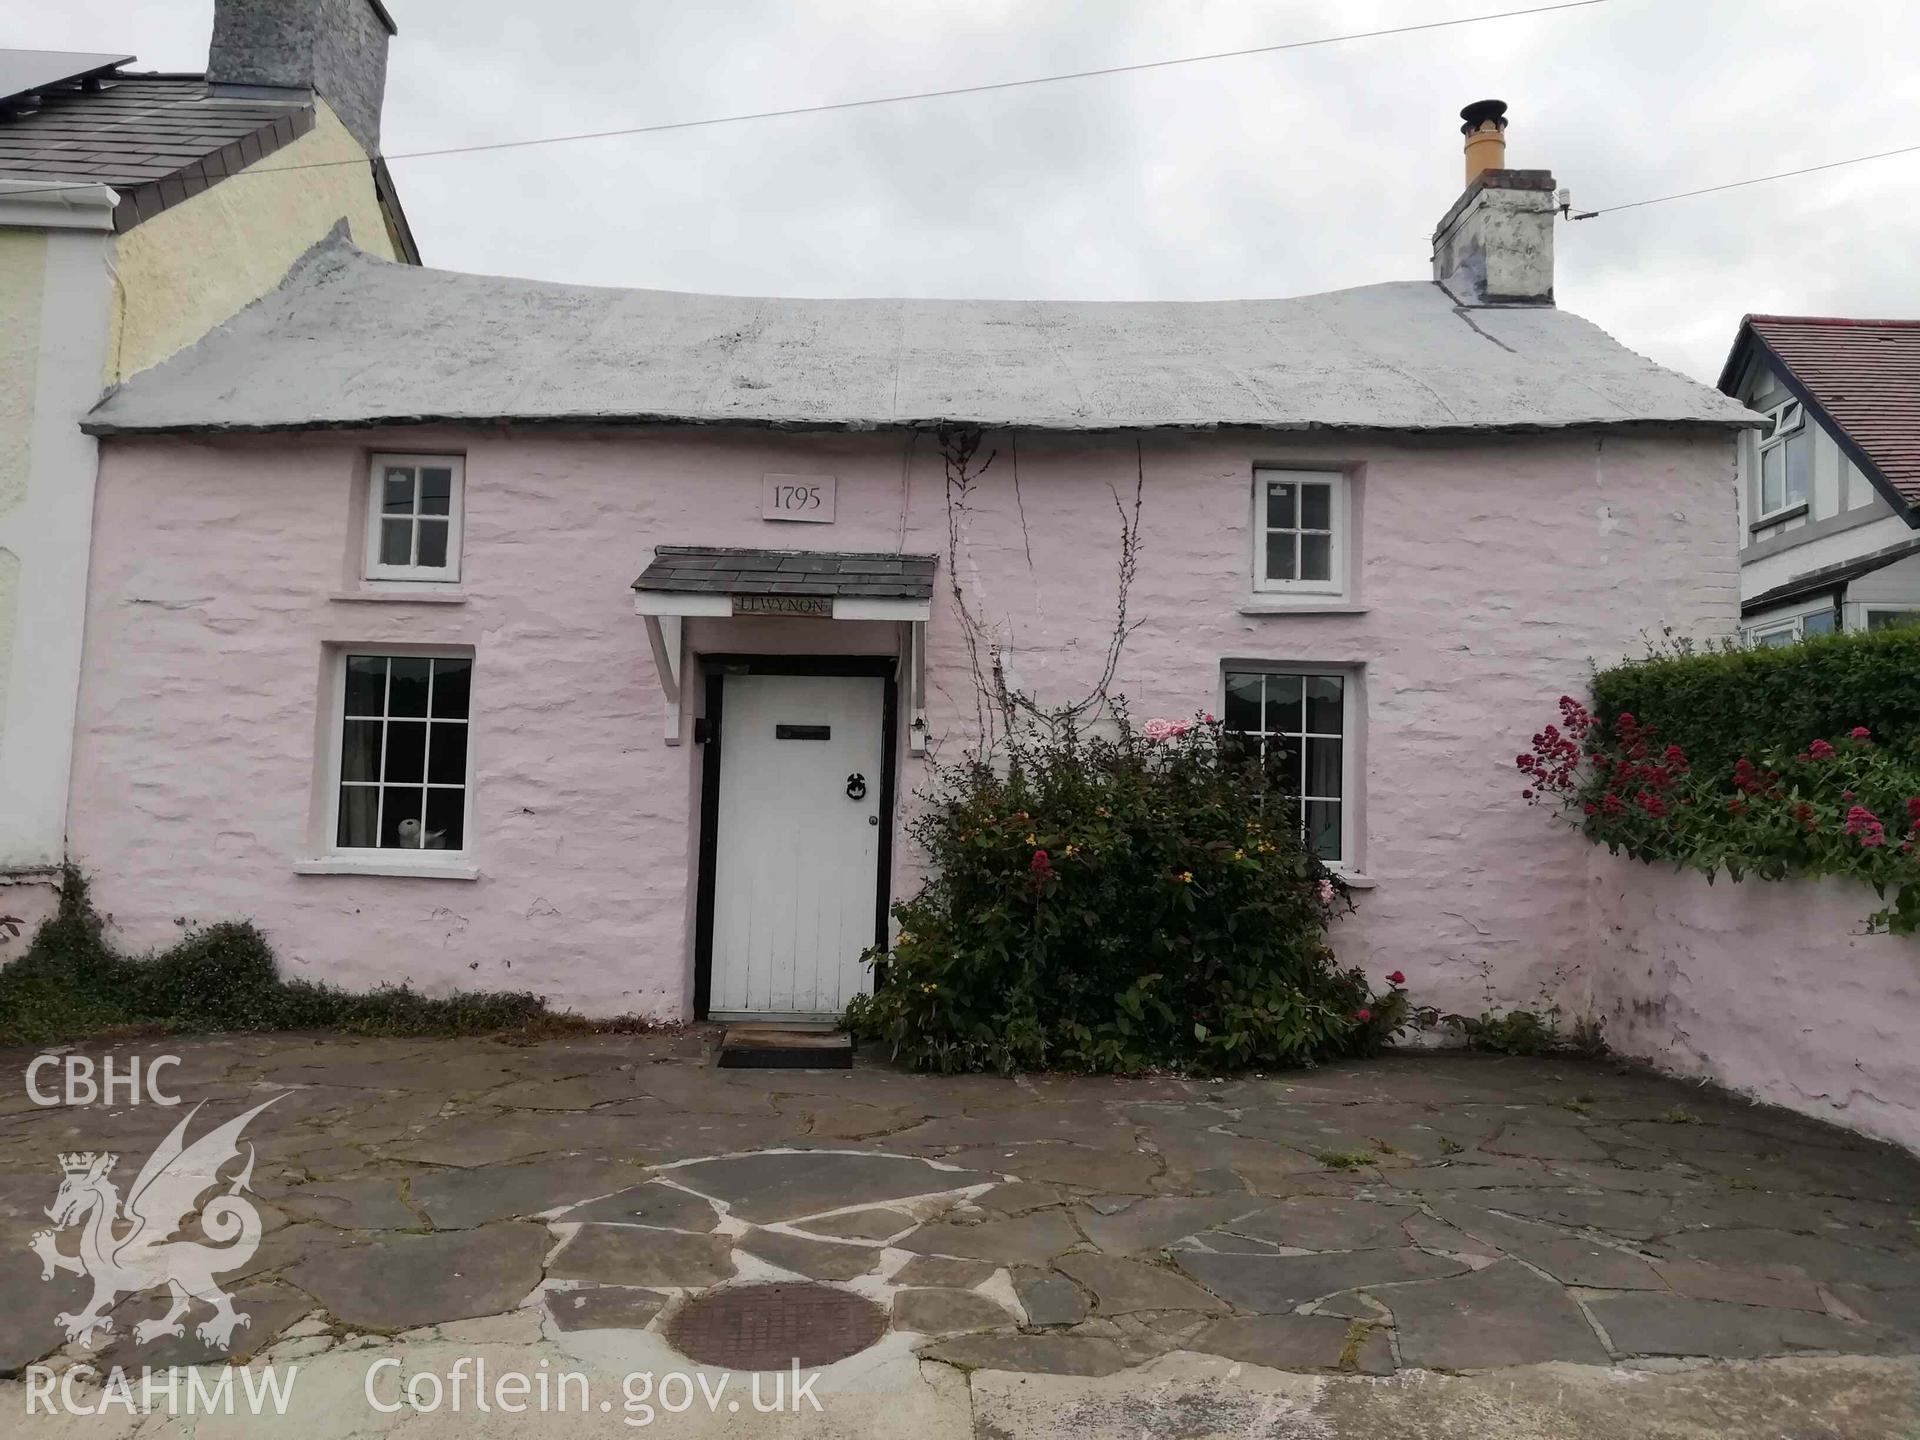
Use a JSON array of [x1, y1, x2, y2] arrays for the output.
[[69, 424, 1744, 1025], [1588, 858, 1920, 1154]]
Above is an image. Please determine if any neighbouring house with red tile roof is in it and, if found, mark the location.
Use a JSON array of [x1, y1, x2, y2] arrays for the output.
[[1719, 315, 1920, 642]]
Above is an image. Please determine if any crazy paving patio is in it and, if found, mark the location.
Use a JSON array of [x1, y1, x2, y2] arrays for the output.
[[2, 1034, 1918, 1438]]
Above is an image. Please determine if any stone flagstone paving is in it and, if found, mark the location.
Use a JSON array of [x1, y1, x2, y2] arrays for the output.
[[0, 1031, 1917, 1435]]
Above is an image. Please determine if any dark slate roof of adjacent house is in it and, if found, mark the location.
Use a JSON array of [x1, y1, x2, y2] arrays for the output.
[[1720, 315, 1920, 521], [85, 237, 1757, 437], [0, 53, 419, 259], [1742, 534, 1920, 617], [633, 547, 939, 599]]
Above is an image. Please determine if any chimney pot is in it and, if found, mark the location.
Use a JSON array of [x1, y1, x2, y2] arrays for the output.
[[1460, 98, 1509, 185]]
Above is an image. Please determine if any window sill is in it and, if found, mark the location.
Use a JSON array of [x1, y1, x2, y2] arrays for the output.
[[1327, 868, 1377, 890], [1750, 502, 1807, 531], [293, 856, 479, 880], [1238, 598, 1368, 616], [331, 588, 468, 605]]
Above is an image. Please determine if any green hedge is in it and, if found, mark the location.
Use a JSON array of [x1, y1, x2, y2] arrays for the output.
[[1591, 628, 1920, 782], [0, 870, 631, 1046]]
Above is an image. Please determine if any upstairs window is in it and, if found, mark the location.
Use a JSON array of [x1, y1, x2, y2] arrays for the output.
[[1756, 401, 1810, 521], [1254, 470, 1347, 596], [365, 454, 463, 582]]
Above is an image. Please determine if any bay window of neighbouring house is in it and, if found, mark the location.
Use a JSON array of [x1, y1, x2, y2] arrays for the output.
[[1742, 602, 1838, 648], [1755, 401, 1810, 522], [1222, 666, 1355, 866], [331, 652, 472, 852], [1253, 470, 1348, 597], [364, 454, 463, 582]]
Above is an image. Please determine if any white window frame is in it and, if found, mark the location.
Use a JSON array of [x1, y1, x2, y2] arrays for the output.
[[322, 646, 476, 865], [1862, 603, 1920, 632], [363, 454, 464, 583], [1744, 617, 1804, 649], [1251, 469, 1348, 598], [1755, 400, 1810, 523], [1741, 596, 1839, 648], [1219, 663, 1362, 873]]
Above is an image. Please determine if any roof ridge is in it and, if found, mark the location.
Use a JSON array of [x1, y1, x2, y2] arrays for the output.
[[1747, 314, 1920, 330]]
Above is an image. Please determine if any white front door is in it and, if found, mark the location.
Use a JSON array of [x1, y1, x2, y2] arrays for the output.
[[708, 671, 887, 1019]]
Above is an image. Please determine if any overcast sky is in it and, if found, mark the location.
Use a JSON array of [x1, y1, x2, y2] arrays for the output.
[[17, 0, 1918, 382]]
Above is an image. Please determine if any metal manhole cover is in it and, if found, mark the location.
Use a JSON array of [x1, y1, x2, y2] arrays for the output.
[[666, 1284, 887, 1369]]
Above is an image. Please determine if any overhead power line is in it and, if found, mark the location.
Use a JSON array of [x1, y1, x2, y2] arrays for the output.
[[1572, 142, 1920, 218], [13, 0, 1610, 196]]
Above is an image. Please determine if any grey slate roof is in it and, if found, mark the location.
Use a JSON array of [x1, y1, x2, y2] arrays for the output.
[[0, 68, 313, 233], [1743, 535, 1920, 617], [86, 238, 1757, 437], [634, 548, 939, 600]]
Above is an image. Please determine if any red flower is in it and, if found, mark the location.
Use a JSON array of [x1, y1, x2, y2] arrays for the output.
[[1851, 726, 1872, 741], [1355, 1008, 1372, 1022], [1029, 849, 1053, 875], [1386, 971, 1405, 986], [1809, 739, 1836, 760]]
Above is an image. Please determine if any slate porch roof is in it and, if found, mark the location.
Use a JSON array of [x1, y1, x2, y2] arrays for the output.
[[0, 54, 419, 258], [633, 547, 940, 600], [1721, 315, 1920, 521]]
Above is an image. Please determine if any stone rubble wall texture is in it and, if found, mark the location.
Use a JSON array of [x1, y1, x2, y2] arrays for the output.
[[68, 423, 1737, 1026], [1589, 859, 1920, 1153]]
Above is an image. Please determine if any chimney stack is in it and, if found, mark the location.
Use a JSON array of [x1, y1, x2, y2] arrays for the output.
[[207, 0, 396, 156], [1431, 99, 1557, 307]]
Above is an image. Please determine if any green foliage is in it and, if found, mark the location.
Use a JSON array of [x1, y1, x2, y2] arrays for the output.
[[1522, 689, 1920, 933], [0, 870, 571, 1046], [1592, 627, 1920, 782], [844, 713, 1395, 1074], [1316, 1149, 1375, 1171], [1442, 1005, 1607, 1057], [1444, 1008, 1561, 1056]]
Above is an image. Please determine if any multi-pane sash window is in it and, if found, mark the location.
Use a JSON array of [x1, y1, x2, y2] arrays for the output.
[[336, 654, 471, 852], [1223, 668, 1347, 862], [365, 455, 462, 581], [1254, 470, 1345, 594], [1756, 402, 1810, 520]]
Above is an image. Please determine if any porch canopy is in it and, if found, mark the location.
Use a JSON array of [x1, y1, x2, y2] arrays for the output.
[[631, 546, 938, 747]]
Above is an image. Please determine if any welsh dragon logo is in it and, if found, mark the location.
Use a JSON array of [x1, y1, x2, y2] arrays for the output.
[[29, 1097, 281, 1350]]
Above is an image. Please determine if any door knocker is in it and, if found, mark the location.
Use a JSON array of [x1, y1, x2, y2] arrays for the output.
[[846, 773, 868, 800]]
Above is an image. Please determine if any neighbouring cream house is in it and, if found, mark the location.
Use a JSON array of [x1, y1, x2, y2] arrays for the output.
[[66, 104, 1757, 1023], [0, 0, 418, 928]]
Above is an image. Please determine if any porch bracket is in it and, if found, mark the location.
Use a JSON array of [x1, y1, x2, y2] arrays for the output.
[[643, 613, 684, 744], [908, 619, 927, 755]]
